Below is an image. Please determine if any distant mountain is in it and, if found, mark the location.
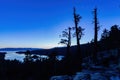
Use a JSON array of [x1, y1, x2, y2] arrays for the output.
[[31, 43, 93, 57], [30, 42, 108, 56], [0, 48, 41, 51], [31, 47, 67, 55]]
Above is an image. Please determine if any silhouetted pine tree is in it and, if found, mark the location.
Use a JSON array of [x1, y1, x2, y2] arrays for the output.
[[109, 25, 120, 48], [59, 27, 72, 74], [24, 50, 32, 63], [59, 27, 72, 59], [73, 7, 84, 71], [100, 25, 120, 49], [100, 28, 110, 50], [101, 29, 109, 40], [48, 52, 57, 75], [93, 8, 99, 64]]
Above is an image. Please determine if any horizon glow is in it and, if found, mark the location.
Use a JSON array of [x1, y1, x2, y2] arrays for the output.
[[0, 0, 120, 48]]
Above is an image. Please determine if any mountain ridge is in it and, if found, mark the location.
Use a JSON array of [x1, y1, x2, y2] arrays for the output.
[[0, 48, 42, 51]]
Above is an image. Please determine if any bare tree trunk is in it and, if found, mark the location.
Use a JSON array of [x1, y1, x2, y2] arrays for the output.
[[73, 7, 82, 71], [93, 8, 98, 64], [66, 27, 71, 58]]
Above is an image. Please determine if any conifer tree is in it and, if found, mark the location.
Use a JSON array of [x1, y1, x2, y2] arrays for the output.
[[93, 8, 99, 64], [59, 27, 72, 58], [73, 7, 84, 71]]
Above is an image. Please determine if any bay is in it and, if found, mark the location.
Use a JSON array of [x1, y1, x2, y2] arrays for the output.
[[4, 51, 25, 62], [0, 51, 64, 62]]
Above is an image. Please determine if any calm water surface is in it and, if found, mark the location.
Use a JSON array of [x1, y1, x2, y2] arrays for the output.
[[0, 51, 64, 62], [4, 51, 25, 62]]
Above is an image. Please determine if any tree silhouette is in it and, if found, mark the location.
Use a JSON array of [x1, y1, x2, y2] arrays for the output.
[[24, 50, 32, 62], [73, 26, 84, 40], [93, 8, 99, 64], [109, 25, 120, 40], [32, 54, 40, 61], [73, 7, 82, 47], [73, 7, 84, 71], [100, 25, 120, 50], [59, 27, 72, 58], [59, 27, 73, 74], [109, 25, 120, 48], [100, 28, 110, 50], [48, 52, 57, 62], [0, 52, 6, 61], [101, 25, 120, 42], [101, 29, 109, 40]]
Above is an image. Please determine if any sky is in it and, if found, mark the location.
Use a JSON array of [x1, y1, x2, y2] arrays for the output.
[[0, 0, 120, 48]]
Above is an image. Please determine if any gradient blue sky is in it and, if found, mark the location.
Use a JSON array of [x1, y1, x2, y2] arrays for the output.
[[0, 0, 120, 48]]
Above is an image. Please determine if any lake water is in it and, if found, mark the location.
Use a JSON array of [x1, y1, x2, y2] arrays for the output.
[[4, 51, 25, 62], [0, 51, 64, 62]]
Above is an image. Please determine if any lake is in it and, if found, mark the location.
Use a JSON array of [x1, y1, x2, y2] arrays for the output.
[[0, 51, 64, 62], [4, 51, 25, 62]]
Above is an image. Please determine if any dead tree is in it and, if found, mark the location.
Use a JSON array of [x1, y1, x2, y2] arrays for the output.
[[93, 8, 99, 64], [59, 27, 72, 58], [73, 7, 84, 71]]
